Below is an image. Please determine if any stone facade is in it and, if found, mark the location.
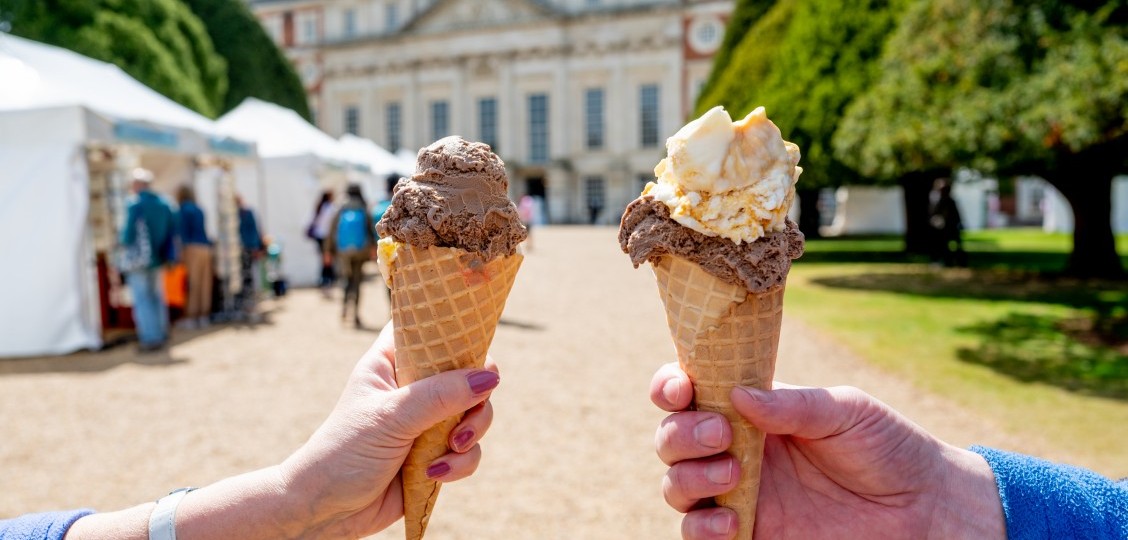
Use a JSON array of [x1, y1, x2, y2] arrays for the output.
[[249, 0, 732, 224]]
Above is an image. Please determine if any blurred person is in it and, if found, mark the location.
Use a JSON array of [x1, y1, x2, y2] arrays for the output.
[[518, 195, 537, 252], [371, 174, 400, 306], [649, 363, 1128, 540], [118, 168, 176, 352], [0, 323, 499, 540], [175, 184, 212, 329], [307, 190, 337, 293], [928, 177, 966, 267], [235, 195, 264, 320], [325, 184, 377, 329]]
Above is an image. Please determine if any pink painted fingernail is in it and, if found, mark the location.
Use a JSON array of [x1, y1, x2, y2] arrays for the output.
[[467, 371, 499, 395], [706, 459, 733, 485], [452, 429, 475, 451], [426, 461, 451, 479]]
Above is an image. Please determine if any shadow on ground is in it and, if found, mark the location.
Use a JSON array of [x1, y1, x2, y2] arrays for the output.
[[956, 313, 1128, 400], [809, 267, 1128, 400], [0, 307, 280, 376]]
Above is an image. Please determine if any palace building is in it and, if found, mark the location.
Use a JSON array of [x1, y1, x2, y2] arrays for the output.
[[248, 0, 732, 223]]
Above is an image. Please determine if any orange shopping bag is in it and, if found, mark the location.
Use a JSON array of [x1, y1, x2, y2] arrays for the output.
[[164, 264, 187, 308]]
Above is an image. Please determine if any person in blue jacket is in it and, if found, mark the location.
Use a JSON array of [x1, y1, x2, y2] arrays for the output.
[[0, 324, 499, 539], [118, 169, 175, 352], [650, 362, 1127, 539]]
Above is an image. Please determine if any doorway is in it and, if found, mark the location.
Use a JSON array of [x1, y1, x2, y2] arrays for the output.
[[525, 176, 548, 223]]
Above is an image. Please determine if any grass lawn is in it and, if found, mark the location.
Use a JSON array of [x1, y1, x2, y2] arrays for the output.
[[785, 229, 1128, 476]]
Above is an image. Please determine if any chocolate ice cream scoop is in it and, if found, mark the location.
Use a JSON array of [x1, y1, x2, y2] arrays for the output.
[[376, 136, 527, 260], [619, 197, 804, 293]]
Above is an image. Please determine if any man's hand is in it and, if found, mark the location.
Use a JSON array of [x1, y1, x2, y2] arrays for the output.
[[650, 363, 1005, 540]]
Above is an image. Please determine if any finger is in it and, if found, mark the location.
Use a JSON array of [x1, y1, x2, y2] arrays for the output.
[[681, 507, 738, 540], [348, 322, 398, 392], [663, 455, 740, 513], [731, 383, 876, 440], [424, 444, 482, 483], [656, 411, 731, 466], [449, 400, 493, 453], [383, 369, 500, 440], [650, 362, 694, 412]]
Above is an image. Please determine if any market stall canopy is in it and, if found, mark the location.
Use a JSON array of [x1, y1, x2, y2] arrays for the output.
[[0, 34, 253, 157], [338, 134, 408, 177], [218, 98, 357, 166]]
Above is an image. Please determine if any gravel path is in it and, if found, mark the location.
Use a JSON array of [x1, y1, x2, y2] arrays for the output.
[[0, 227, 1075, 536]]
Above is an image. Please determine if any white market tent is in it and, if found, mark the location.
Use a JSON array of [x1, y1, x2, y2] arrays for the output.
[[0, 34, 256, 357], [217, 98, 366, 287], [338, 133, 410, 202]]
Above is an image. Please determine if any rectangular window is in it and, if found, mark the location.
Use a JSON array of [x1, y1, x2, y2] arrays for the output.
[[430, 100, 449, 142], [528, 93, 549, 163], [344, 105, 360, 136], [386, 102, 401, 151], [478, 97, 498, 151], [584, 88, 604, 150], [385, 2, 399, 31], [297, 12, 317, 45], [343, 9, 357, 38], [640, 84, 660, 147]]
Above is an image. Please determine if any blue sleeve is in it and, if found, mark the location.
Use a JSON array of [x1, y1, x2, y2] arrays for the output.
[[0, 510, 94, 540], [971, 446, 1128, 540]]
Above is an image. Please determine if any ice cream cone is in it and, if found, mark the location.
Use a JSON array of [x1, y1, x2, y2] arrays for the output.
[[386, 243, 522, 540], [653, 255, 784, 539]]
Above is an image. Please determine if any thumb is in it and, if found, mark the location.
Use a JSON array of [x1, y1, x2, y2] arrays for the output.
[[383, 369, 500, 440], [730, 384, 877, 441]]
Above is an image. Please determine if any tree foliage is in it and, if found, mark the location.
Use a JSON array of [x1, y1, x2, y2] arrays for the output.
[[695, 0, 908, 189], [834, 0, 1127, 180], [7, 0, 227, 118], [182, 0, 310, 120], [834, 0, 1126, 277], [695, 0, 779, 112]]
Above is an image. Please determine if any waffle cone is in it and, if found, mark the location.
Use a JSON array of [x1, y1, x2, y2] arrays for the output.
[[653, 255, 784, 539], [385, 244, 522, 540]]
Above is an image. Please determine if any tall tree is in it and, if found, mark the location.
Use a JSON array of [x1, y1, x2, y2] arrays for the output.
[[695, 0, 910, 238], [695, 0, 779, 115], [181, 0, 310, 120], [6, 0, 227, 118], [835, 0, 1127, 277]]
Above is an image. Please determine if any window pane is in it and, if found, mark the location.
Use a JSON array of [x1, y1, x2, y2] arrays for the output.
[[386, 102, 401, 151], [344, 105, 360, 136], [431, 100, 449, 142], [584, 88, 604, 150], [528, 93, 549, 163], [386, 3, 398, 31], [344, 9, 356, 38], [478, 97, 498, 151], [640, 84, 660, 147]]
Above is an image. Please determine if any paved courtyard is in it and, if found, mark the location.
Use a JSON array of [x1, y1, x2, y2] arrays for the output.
[[0, 227, 1074, 537]]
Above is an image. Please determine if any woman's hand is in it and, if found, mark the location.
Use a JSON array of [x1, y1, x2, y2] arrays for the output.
[[284, 322, 499, 538], [650, 363, 1004, 540]]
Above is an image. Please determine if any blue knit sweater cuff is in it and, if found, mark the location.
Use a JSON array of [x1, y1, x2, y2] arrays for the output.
[[971, 445, 1128, 540], [0, 509, 95, 540]]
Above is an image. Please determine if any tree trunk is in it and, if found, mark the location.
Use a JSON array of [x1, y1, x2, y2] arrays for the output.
[[900, 172, 936, 255], [797, 187, 821, 239], [1048, 174, 1124, 279]]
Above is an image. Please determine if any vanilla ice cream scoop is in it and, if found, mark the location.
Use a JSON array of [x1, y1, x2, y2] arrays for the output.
[[645, 106, 801, 244]]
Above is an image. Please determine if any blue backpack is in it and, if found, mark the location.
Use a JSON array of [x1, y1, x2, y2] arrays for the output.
[[336, 208, 368, 251]]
